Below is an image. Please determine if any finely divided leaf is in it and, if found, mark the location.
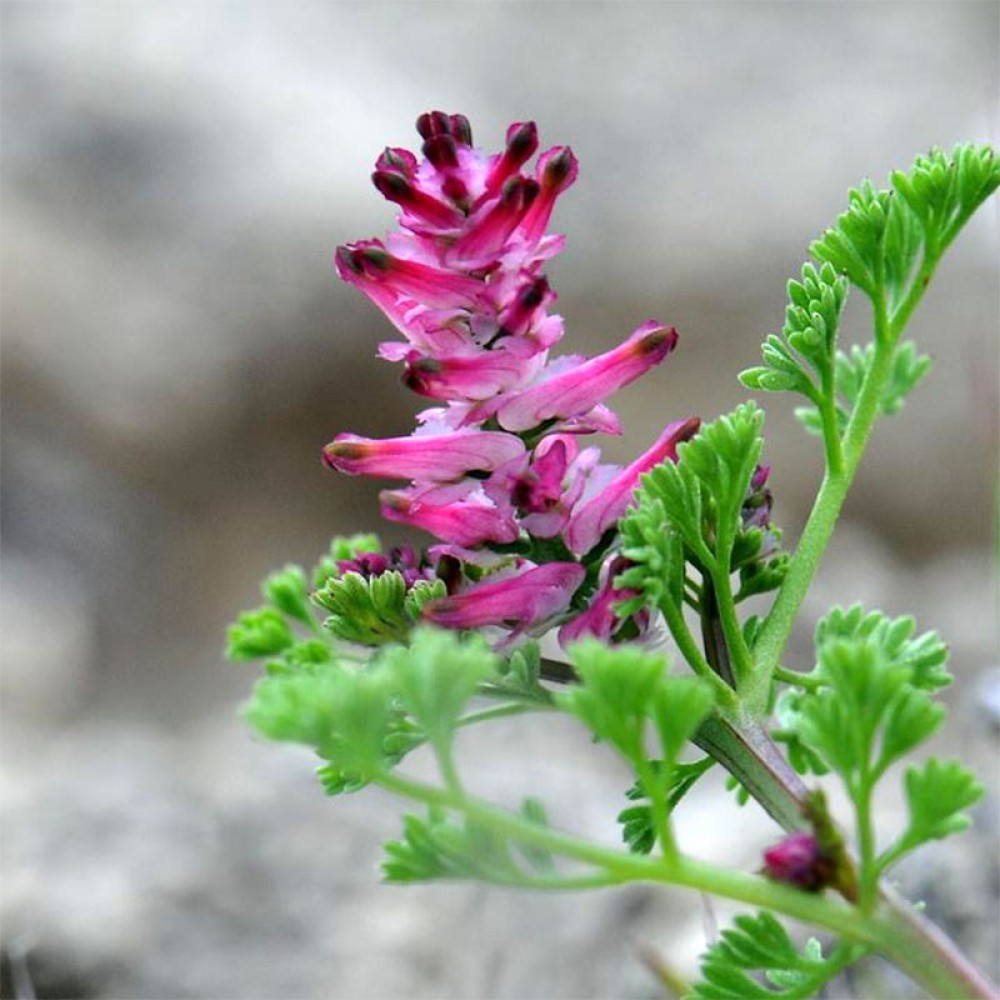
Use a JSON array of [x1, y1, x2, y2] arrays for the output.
[[687, 912, 845, 1000]]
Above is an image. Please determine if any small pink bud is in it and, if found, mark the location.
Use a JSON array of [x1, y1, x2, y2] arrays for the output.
[[762, 832, 833, 892]]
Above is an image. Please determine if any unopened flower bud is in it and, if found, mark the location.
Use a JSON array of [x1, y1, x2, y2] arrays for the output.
[[761, 832, 834, 892]]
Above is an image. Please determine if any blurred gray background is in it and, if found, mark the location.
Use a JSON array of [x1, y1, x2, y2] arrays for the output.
[[2, 3, 998, 998]]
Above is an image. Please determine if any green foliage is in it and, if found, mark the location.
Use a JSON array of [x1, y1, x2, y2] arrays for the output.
[[787, 639, 944, 788], [740, 263, 847, 401], [891, 144, 1000, 258], [878, 758, 984, 870], [560, 643, 713, 766], [618, 757, 715, 854], [815, 605, 951, 691], [245, 661, 395, 781], [262, 564, 315, 627], [383, 812, 522, 884], [687, 912, 849, 999], [244, 623, 505, 792], [616, 498, 685, 617], [794, 341, 931, 436], [480, 641, 552, 703], [775, 606, 951, 780], [734, 549, 789, 602], [744, 143, 998, 464], [559, 642, 671, 760], [226, 607, 294, 660], [314, 571, 445, 646], [810, 182, 891, 298], [383, 799, 557, 885], [620, 404, 771, 616], [379, 627, 497, 751]]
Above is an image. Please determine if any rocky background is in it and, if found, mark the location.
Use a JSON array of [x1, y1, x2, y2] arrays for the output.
[[2, 3, 997, 998]]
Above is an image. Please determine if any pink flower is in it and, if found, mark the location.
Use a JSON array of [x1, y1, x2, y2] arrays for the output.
[[402, 349, 543, 402], [322, 430, 525, 481], [498, 435, 599, 538], [380, 481, 519, 547], [495, 322, 678, 432], [557, 556, 647, 645], [422, 561, 585, 631], [565, 417, 701, 555]]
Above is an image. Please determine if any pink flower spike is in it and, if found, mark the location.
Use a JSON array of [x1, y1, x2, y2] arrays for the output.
[[422, 561, 585, 630], [380, 481, 519, 547], [565, 417, 701, 555], [322, 431, 525, 481], [496, 322, 679, 432]]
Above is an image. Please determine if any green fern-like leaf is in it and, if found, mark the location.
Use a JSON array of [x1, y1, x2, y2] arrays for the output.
[[687, 912, 848, 1000], [816, 605, 951, 691], [382, 813, 523, 885], [226, 607, 295, 660], [313, 569, 410, 645], [900, 757, 984, 847], [617, 757, 716, 854], [810, 182, 891, 298], [795, 341, 931, 436], [892, 144, 1000, 254]]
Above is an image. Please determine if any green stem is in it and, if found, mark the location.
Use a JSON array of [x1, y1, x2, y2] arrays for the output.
[[707, 564, 755, 694], [457, 702, 552, 729], [635, 754, 676, 864], [773, 666, 823, 690], [750, 242, 956, 693], [379, 766, 997, 998], [660, 596, 739, 711], [750, 316, 893, 691], [698, 716, 1000, 999], [818, 358, 845, 476], [854, 775, 878, 912], [377, 771, 876, 943]]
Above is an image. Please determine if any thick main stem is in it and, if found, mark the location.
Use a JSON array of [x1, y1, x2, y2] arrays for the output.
[[700, 712, 1000, 999]]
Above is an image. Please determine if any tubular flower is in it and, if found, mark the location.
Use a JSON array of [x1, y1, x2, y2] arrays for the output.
[[422, 561, 586, 634], [327, 112, 698, 645]]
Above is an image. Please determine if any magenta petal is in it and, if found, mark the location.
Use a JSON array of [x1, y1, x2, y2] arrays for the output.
[[496, 322, 679, 432], [402, 349, 542, 401], [422, 561, 585, 629], [380, 481, 519, 547], [323, 431, 526, 481], [565, 417, 701, 555]]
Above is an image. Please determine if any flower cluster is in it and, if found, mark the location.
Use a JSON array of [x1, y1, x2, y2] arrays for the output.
[[325, 112, 697, 643]]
